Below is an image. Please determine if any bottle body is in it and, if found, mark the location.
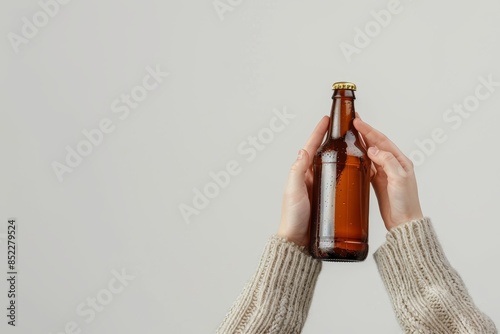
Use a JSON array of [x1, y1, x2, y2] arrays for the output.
[[309, 84, 371, 261]]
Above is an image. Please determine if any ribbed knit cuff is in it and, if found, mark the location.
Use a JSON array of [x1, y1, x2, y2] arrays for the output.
[[216, 236, 322, 334], [374, 217, 497, 333]]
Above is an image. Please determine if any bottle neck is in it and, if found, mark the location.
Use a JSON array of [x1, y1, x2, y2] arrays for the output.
[[328, 89, 356, 139]]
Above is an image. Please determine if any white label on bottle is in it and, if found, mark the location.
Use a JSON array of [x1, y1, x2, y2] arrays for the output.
[[319, 162, 336, 239]]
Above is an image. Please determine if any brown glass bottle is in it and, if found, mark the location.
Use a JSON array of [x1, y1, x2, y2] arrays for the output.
[[309, 82, 371, 262]]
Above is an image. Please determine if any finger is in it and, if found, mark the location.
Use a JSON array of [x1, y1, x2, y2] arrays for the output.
[[371, 177, 392, 227], [353, 115, 368, 149], [368, 150, 394, 225], [353, 118, 411, 169], [370, 163, 377, 180], [367, 146, 407, 179], [358, 130, 368, 150], [287, 149, 310, 192], [354, 113, 368, 150], [303, 116, 329, 161], [353, 118, 400, 154]]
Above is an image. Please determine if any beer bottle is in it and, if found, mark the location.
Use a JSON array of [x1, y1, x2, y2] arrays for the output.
[[309, 82, 371, 261]]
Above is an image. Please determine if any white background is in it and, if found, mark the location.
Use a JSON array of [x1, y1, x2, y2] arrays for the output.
[[1, 0, 499, 333]]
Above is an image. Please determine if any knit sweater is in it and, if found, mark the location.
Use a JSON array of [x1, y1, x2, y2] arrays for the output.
[[216, 218, 497, 333]]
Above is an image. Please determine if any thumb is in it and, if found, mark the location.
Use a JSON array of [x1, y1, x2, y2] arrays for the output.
[[287, 149, 310, 191]]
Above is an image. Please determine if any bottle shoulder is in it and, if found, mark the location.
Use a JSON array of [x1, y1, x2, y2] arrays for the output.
[[317, 131, 367, 154], [316, 131, 370, 165]]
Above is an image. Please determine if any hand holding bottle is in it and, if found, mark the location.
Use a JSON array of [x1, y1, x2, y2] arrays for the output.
[[277, 116, 330, 247], [278, 114, 424, 248], [353, 115, 424, 231]]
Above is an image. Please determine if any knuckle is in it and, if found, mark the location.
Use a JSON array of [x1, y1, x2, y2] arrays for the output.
[[396, 166, 409, 179], [379, 151, 395, 162], [376, 134, 389, 144]]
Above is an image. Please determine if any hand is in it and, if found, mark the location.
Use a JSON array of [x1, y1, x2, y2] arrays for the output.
[[277, 116, 329, 247], [353, 115, 424, 231]]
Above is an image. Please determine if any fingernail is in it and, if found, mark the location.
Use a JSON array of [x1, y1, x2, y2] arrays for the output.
[[355, 112, 362, 120], [297, 149, 304, 160], [368, 146, 379, 155]]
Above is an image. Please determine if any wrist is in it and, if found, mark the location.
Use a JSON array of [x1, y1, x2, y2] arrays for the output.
[[388, 213, 425, 231], [276, 230, 308, 247]]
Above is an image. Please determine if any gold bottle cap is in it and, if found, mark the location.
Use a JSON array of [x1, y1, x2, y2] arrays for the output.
[[332, 82, 356, 91]]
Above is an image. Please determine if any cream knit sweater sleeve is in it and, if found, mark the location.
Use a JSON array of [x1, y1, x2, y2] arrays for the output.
[[374, 217, 497, 333], [216, 235, 322, 334], [217, 218, 497, 333]]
